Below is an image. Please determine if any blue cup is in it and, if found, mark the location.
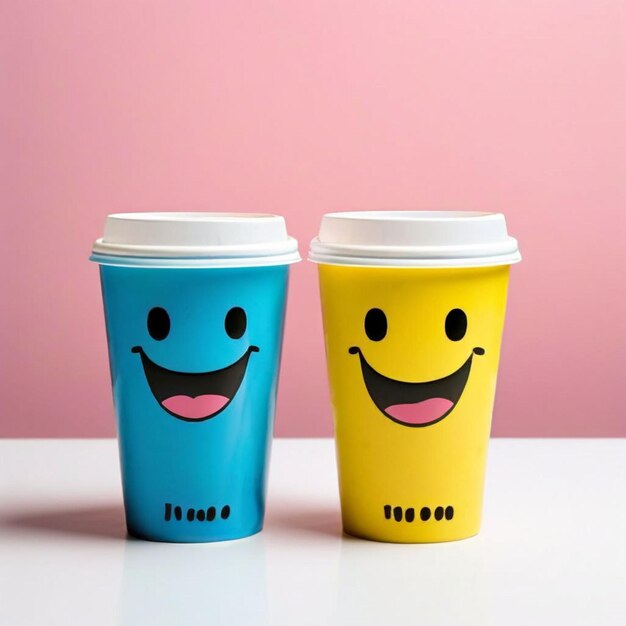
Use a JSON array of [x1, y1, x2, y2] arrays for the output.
[[91, 213, 299, 542]]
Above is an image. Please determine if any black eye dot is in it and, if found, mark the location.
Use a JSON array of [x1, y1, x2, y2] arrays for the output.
[[147, 307, 170, 341], [445, 308, 467, 341], [365, 308, 387, 341], [225, 307, 247, 339]]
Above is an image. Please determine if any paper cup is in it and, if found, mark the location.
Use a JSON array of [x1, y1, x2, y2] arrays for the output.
[[91, 213, 299, 542], [310, 211, 520, 542]]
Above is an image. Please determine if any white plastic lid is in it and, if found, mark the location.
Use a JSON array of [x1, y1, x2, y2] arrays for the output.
[[309, 211, 521, 268], [90, 212, 301, 268]]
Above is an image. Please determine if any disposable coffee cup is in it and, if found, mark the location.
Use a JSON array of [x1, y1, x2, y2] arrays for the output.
[[91, 213, 299, 542], [310, 211, 520, 542]]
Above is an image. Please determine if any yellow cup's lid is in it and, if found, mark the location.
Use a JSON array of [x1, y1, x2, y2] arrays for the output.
[[309, 211, 521, 268]]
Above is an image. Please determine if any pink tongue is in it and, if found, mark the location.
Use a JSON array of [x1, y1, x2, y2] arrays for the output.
[[385, 398, 454, 425], [161, 394, 229, 419]]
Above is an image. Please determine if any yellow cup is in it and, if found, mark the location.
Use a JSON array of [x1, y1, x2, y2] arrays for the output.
[[310, 212, 520, 542]]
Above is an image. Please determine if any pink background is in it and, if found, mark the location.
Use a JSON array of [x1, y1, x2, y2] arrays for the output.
[[2, 1, 625, 438]]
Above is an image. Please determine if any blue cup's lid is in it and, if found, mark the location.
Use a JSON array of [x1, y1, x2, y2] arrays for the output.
[[90, 212, 300, 268], [309, 211, 521, 268]]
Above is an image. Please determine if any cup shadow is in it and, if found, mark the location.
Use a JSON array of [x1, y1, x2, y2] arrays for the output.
[[6, 502, 345, 541], [4, 504, 127, 541], [265, 501, 342, 538]]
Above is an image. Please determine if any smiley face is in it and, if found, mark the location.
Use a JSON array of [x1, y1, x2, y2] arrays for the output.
[[131, 305, 259, 422], [349, 307, 485, 427]]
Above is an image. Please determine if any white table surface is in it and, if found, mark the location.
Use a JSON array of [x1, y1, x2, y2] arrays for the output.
[[0, 439, 624, 626]]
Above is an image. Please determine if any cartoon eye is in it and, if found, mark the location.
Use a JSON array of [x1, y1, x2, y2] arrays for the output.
[[147, 307, 170, 341], [445, 308, 467, 341], [365, 308, 387, 341], [225, 307, 247, 339]]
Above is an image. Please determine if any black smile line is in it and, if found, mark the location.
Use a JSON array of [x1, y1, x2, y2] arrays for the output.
[[348, 346, 485, 427], [131, 345, 259, 422]]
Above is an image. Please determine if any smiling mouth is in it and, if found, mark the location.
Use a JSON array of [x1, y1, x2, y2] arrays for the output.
[[131, 345, 259, 422], [348, 346, 484, 427]]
